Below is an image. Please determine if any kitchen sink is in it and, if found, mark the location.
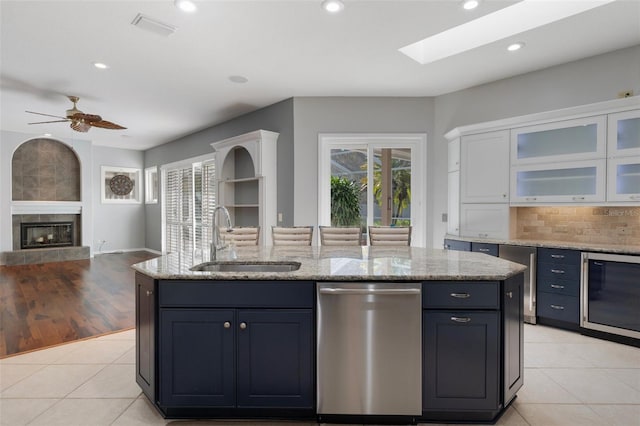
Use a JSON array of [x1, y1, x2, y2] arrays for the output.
[[190, 260, 301, 273]]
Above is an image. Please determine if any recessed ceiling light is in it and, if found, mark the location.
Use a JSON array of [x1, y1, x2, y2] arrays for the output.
[[321, 0, 344, 13], [44, 133, 52, 137], [174, 0, 196, 13], [507, 42, 525, 52], [93, 62, 109, 69], [229, 75, 248, 84], [399, 0, 615, 65], [462, 0, 480, 11]]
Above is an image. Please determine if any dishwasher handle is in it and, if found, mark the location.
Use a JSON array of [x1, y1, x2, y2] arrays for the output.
[[319, 287, 421, 295]]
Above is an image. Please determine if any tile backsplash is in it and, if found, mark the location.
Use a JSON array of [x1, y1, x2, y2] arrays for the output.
[[515, 207, 640, 246]]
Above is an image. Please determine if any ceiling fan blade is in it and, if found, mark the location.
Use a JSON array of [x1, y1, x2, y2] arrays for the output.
[[71, 112, 102, 122], [26, 110, 67, 119], [90, 120, 127, 130], [28, 119, 70, 125]]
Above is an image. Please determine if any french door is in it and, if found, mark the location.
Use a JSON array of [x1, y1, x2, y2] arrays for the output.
[[319, 134, 426, 246]]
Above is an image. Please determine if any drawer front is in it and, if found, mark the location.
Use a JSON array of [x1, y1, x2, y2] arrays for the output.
[[537, 277, 579, 297], [537, 262, 581, 285], [471, 242, 499, 257], [423, 281, 499, 309], [537, 248, 581, 265], [444, 239, 471, 251], [159, 280, 315, 308], [537, 292, 579, 324]]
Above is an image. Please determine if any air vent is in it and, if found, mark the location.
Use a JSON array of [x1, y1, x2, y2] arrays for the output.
[[131, 13, 177, 37]]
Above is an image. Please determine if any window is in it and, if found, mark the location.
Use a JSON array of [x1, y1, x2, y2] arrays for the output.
[[161, 155, 216, 263], [319, 134, 426, 246], [145, 166, 158, 204]]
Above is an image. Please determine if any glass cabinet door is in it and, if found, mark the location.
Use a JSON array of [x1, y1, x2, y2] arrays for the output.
[[511, 116, 606, 164], [608, 110, 640, 158], [510, 159, 606, 204], [607, 157, 640, 202]]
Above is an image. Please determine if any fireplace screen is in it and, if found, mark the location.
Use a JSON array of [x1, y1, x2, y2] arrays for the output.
[[21, 222, 74, 249]]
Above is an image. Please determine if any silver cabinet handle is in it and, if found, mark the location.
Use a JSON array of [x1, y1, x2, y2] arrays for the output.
[[319, 288, 421, 295], [146, 290, 153, 296], [450, 292, 471, 299], [630, 195, 640, 200], [525, 197, 537, 201], [550, 304, 565, 310], [550, 254, 565, 259], [223, 321, 231, 329], [506, 291, 513, 299], [240, 322, 247, 330], [478, 248, 490, 252], [550, 284, 565, 289], [572, 196, 585, 201], [551, 269, 565, 274], [593, 261, 604, 266], [451, 316, 471, 323]]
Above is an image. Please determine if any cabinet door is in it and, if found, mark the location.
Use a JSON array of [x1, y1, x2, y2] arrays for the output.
[[607, 157, 640, 202], [159, 309, 235, 407], [461, 131, 510, 203], [503, 275, 524, 405], [136, 273, 156, 401], [607, 110, 640, 158], [511, 116, 606, 164], [448, 138, 460, 172], [423, 311, 499, 411], [511, 159, 606, 204], [460, 204, 510, 239], [447, 171, 460, 235], [237, 309, 314, 409]]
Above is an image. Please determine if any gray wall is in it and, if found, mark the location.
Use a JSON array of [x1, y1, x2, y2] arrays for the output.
[[431, 45, 640, 247], [293, 97, 435, 244], [144, 98, 294, 251], [92, 146, 146, 253]]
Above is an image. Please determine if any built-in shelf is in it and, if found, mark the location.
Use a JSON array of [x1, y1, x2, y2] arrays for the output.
[[222, 177, 262, 184], [226, 204, 260, 208]]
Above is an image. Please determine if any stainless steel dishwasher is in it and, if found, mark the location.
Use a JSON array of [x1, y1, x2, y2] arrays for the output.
[[317, 282, 422, 417]]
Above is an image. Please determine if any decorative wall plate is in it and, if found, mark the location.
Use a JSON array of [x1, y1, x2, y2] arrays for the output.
[[109, 174, 134, 196]]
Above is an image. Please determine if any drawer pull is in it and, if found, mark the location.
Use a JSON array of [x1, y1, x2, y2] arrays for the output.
[[223, 321, 231, 329], [550, 284, 565, 289], [525, 197, 537, 201], [630, 195, 640, 200], [451, 316, 471, 323], [593, 261, 604, 266], [550, 254, 565, 259], [240, 322, 247, 330], [506, 291, 513, 299], [146, 290, 153, 296], [572, 196, 585, 201], [450, 292, 471, 299], [550, 304, 565, 310], [478, 248, 490, 252], [551, 269, 565, 274]]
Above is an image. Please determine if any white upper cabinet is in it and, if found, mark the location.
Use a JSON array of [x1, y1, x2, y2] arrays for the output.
[[447, 138, 460, 172], [511, 116, 606, 165], [447, 171, 460, 235], [607, 157, 640, 202], [607, 110, 640, 158], [460, 130, 510, 203], [511, 159, 606, 204], [460, 203, 510, 239]]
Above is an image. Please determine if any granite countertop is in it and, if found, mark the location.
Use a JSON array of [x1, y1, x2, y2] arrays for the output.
[[132, 246, 527, 281], [444, 235, 640, 255]]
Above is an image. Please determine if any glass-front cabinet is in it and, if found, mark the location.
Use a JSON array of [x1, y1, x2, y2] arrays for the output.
[[607, 157, 640, 202], [607, 110, 640, 158], [511, 159, 606, 204], [510, 116, 606, 165]]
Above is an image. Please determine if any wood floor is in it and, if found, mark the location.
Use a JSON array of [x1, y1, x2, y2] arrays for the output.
[[0, 251, 158, 358]]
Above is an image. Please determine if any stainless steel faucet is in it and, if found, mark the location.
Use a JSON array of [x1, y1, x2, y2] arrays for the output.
[[210, 206, 233, 261]]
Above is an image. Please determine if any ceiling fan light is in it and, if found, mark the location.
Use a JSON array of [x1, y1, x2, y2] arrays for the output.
[[93, 62, 109, 69], [462, 0, 480, 10], [174, 0, 197, 13], [71, 120, 91, 133], [507, 42, 525, 52], [321, 0, 344, 13]]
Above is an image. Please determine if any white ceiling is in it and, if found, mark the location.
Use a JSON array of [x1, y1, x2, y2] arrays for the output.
[[1, 0, 639, 150]]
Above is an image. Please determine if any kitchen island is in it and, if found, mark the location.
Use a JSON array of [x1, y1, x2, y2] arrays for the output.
[[133, 246, 526, 424]]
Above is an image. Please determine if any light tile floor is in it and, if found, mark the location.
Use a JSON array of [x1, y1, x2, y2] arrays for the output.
[[0, 325, 638, 426]]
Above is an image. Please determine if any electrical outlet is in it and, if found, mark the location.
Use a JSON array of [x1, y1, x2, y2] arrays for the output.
[[442, 213, 448, 222], [618, 90, 634, 98], [278, 213, 283, 222]]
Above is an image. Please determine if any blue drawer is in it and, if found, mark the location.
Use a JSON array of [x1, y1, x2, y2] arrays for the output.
[[471, 242, 499, 257], [423, 281, 499, 309], [537, 248, 581, 265], [444, 239, 471, 251], [537, 292, 579, 324], [537, 261, 581, 285], [537, 276, 579, 297]]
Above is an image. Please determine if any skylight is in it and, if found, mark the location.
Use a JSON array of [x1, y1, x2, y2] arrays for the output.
[[399, 0, 616, 65]]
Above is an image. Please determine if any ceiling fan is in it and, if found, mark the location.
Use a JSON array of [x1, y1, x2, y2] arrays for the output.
[[26, 96, 126, 133]]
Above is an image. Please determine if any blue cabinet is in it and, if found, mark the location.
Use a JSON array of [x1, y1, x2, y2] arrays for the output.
[[471, 242, 499, 257], [444, 238, 471, 251], [135, 273, 156, 402], [536, 248, 580, 327]]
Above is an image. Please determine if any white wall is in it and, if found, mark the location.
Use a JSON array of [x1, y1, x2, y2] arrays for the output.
[[92, 146, 145, 253], [0, 130, 93, 253], [293, 97, 435, 246], [430, 45, 640, 247]]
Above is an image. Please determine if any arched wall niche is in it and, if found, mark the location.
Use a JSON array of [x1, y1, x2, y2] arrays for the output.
[[12, 138, 81, 201]]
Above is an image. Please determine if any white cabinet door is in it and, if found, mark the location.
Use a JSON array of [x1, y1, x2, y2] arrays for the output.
[[460, 204, 510, 239], [447, 171, 460, 235], [607, 110, 640, 158], [461, 131, 510, 203], [607, 156, 640, 203], [511, 116, 606, 165], [511, 159, 606, 204], [448, 138, 460, 172]]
